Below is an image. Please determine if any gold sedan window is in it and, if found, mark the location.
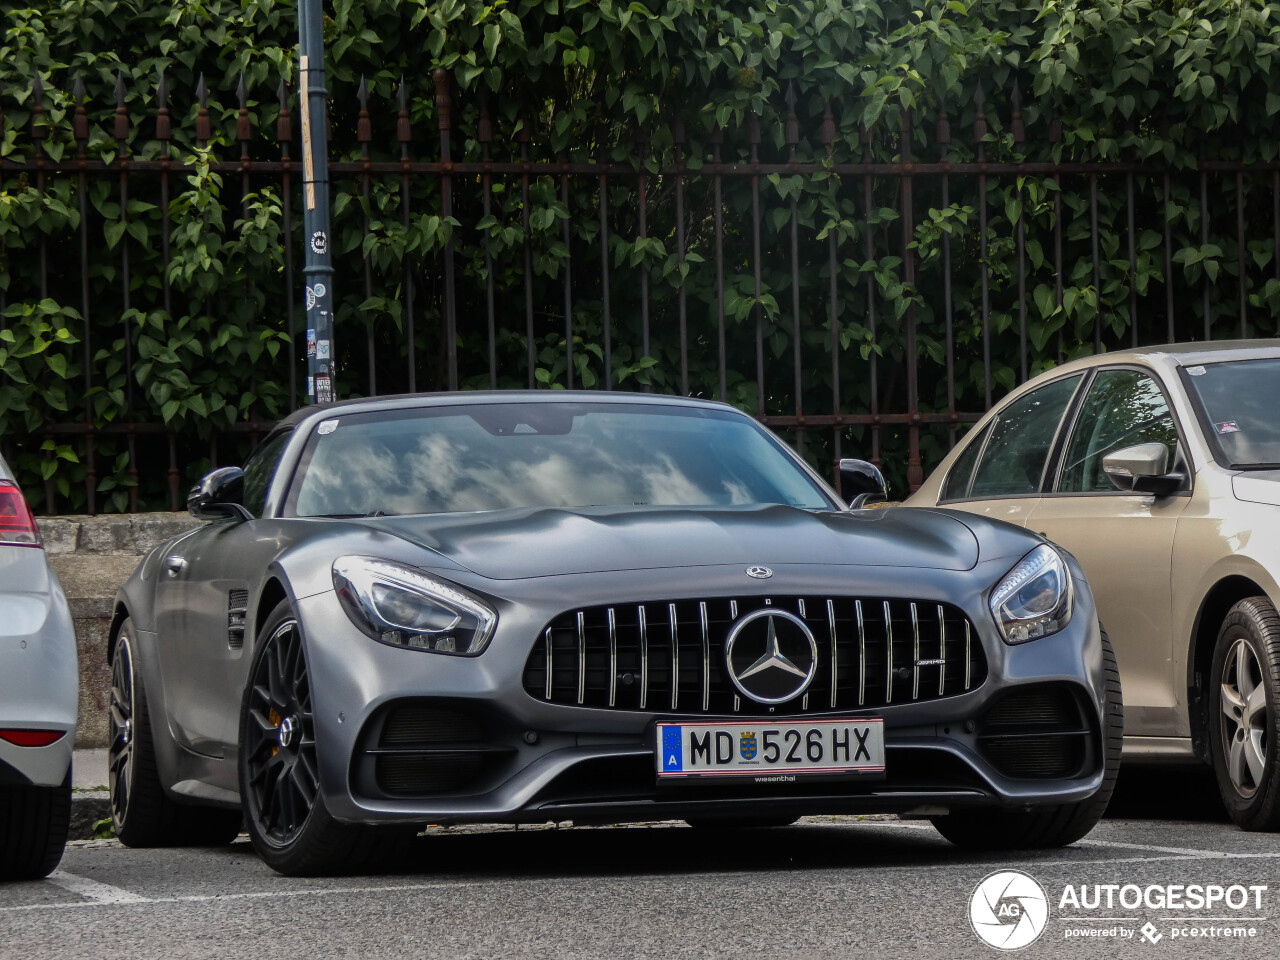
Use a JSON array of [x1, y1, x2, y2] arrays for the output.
[[1059, 370, 1178, 493]]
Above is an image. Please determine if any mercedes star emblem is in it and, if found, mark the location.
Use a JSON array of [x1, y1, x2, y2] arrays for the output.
[[745, 565, 773, 579], [723, 609, 818, 704]]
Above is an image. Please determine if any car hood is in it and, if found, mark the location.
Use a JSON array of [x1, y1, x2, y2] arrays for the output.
[[358, 505, 980, 581]]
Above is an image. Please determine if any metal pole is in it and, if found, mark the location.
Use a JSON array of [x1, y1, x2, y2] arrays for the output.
[[299, 0, 335, 404]]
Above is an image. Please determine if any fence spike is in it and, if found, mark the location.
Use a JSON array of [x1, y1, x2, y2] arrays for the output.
[[114, 70, 130, 142], [821, 101, 835, 147], [1049, 107, 1062, 144], [859, 123, 872, 161], [156, 68, 170, 143], [672, 106, 686, 146], [397, 77, 412, 145], [1011, 81, 1024, 144], [276, 78, 292, 142], [29, 74, 45, 142], [936, 93, 951, 147], [784, 82, 799, 148], [356, 75, 371, 143], [972, 80, 988, 142], [433, 68, 451, 132], [195, 73, 210, 144], [236, 74, 252, 142], [72, 73, 89, 147], [746, 111, 761, 146], [478, 93, 493, 144]]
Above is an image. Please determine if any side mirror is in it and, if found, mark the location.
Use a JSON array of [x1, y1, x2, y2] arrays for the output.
[[187, 467, 253, 522], [1102, 443, 1184, 496], [838, 458, 888, 509]]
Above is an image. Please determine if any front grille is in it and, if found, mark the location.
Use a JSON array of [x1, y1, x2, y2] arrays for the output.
[[977, 687, 1092, 780], [522, 597, 986, 715]]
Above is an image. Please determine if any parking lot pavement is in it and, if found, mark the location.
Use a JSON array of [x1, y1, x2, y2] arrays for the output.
[[4, 782, 1279, 960]]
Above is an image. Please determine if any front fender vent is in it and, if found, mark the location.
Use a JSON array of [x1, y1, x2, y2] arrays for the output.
[[227, 589, 248, 649]]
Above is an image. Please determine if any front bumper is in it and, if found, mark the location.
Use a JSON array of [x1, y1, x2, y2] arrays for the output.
[[295, 560, 1107, 826], [0, 556, 78, 788]]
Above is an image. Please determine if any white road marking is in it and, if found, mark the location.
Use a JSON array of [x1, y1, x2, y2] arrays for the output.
[[10, 848, 1280, 914], [46, 871, 149, 905], [4, 878, 486, 913], [1077, 838, 1248, 857]]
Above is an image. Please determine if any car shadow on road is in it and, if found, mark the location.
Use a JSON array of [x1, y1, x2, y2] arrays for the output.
[[208, 766, 1229, 880], [1104, 764, 1227, 823]]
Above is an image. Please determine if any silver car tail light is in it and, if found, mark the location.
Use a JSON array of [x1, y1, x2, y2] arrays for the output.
[[0, 480, 43, 547]]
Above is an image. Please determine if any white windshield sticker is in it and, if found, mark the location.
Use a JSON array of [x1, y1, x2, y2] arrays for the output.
[[1218, 421, 1241, 435], [1186, 365, 1207, 376], [317, 419, 339, 436]]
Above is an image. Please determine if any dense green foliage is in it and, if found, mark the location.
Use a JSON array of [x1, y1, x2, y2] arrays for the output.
[[2, 0, 1280, 510]]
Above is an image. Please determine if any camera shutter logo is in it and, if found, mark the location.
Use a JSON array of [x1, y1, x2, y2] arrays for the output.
[[969, 870, 1049, 950]]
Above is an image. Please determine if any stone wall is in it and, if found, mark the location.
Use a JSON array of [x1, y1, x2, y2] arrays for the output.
[[39, 514, 204, 748]]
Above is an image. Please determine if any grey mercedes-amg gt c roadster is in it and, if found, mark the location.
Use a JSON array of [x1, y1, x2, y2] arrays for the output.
[[108, 393, 1121, 875]]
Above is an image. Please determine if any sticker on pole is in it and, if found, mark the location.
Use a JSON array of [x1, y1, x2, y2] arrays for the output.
[[305, 286, 317, 310], [315, 376, 333, 403], [310, 231, 328, 255], [306, 329, 316, 358], [312, 283, 326, 299], [316, 340, 331, 360]]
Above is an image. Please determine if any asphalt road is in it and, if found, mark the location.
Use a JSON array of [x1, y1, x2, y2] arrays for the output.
[[5, 769, 1279, 960]]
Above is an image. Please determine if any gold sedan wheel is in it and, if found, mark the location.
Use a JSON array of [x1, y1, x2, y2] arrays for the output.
[[1209, 598, 1280, 831]]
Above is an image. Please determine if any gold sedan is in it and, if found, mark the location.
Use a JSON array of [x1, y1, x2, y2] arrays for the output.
[[905, 340, 1280, 829]]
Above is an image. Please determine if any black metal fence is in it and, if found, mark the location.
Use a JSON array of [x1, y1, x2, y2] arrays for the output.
[[2, 69, 1277, 513]]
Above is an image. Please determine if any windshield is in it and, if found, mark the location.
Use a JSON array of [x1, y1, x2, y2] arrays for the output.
[[289, 401, 833, 517], [1182, 358, 1280, 468]]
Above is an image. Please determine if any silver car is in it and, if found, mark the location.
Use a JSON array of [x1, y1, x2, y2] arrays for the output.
[[0, 454, 78, 879], [108, 394, 1118, 876]]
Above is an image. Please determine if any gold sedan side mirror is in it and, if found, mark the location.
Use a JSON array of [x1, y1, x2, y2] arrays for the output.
[[1102, 443, 1184, 497]]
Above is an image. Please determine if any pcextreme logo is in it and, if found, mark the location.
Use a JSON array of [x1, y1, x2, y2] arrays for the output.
[[969, 870, 1050, 950]]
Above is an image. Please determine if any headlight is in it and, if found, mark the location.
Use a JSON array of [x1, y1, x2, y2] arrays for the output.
[[989, 544, 1073, 643], [332, 557, 497, 655]]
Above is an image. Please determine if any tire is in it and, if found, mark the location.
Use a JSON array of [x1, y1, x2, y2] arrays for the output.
[[0, 768, 71, 880], [239, 601, 414, 876], [1208, 597, 1280, 831], [931, 628, 1124, 850], [108, 618, 242, 847]]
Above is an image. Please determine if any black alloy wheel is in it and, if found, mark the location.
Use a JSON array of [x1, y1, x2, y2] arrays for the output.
[[239, 601, 416, 876], [1209, 597, 1280, 831], [242, 614, 321, 848], [108, 619, 242, 847], [107, 631, 136, 829]]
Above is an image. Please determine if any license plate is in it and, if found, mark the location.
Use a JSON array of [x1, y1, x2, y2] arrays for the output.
[[655, 719, 885, 779]]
